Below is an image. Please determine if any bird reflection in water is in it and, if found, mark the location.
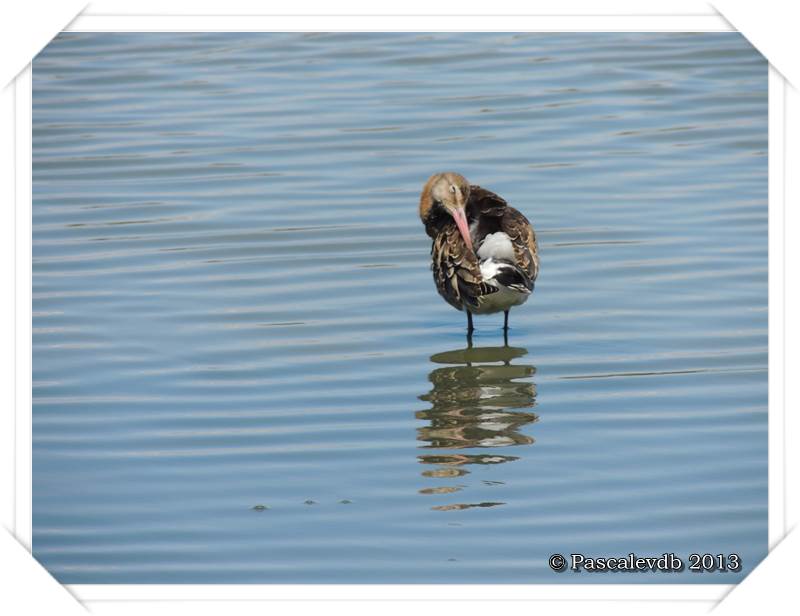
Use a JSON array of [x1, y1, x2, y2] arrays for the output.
[[417, 342, 537, 511]]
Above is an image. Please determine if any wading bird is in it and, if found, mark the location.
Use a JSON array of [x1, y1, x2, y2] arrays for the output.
[[419, 172, 539, 337]]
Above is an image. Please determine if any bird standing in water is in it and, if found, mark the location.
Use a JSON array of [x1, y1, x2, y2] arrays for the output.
[[419, 172, 539, 337]]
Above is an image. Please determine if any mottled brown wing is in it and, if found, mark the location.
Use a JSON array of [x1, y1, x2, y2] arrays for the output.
[[501, 206, 539, 284], [468, 185, 507, 217], [432, 223, 497, 311]]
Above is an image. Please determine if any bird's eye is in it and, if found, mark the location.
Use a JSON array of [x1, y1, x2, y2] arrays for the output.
[[449, 185, 456, 194]]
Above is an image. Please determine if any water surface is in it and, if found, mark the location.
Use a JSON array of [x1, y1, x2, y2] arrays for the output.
[[32, 32, 767, 583]]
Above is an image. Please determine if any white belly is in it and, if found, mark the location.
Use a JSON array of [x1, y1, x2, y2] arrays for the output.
[[477, 232, 516, 261], [470, 284, 529, 314], [470, 258, 531, 315]]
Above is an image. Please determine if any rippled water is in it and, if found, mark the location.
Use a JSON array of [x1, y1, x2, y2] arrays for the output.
[[32, 32, 767, 584]]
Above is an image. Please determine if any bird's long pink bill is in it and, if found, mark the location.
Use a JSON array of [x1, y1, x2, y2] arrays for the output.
[[450, 207, 473, 253]]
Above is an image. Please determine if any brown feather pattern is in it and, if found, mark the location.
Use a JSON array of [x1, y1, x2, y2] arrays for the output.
[[431, 222, 496, 311], [469, 185, 507, 217], [423, 180, 539, 312], [501, 207, 540, 284]]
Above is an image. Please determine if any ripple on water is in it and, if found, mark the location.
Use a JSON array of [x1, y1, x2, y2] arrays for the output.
[[32, 32, 767, 584]]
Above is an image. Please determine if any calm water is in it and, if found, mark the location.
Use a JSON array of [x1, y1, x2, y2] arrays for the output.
[[32, 32, 768, 584]]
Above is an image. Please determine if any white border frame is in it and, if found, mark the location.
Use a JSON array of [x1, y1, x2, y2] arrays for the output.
[[11, 10, 783, 610]]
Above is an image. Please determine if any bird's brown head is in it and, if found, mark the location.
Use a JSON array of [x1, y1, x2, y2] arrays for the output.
[[419, 172, 473, 252]]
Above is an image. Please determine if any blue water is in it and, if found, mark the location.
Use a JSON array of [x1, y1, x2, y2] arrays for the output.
[[31, 32, 767, 583]]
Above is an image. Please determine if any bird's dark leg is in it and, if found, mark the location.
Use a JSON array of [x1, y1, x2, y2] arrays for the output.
[[503, 310, 509, 331], [467, 311, 474, 335]]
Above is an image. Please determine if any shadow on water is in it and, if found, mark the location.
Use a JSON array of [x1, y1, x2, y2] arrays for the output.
[[416, 342, 538, 511]]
